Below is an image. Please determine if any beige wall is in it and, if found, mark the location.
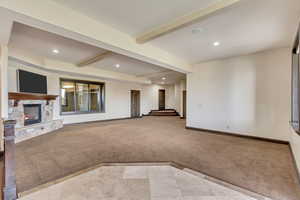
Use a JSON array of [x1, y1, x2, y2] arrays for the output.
[[188, 47, 300, 173], [0, 45, 8, 119], [290, 129, 300, 174], [142, 84, 175, 112], [8, 59, 176, 124], [175, 79, 186, 116], [187, 48, 291, 141], [0, 45, 8, 151]]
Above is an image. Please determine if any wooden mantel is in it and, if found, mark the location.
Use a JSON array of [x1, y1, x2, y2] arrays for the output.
[[8, 92, 58, 106]]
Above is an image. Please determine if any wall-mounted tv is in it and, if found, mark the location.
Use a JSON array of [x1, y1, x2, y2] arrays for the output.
[[18, 70, 47, 94]]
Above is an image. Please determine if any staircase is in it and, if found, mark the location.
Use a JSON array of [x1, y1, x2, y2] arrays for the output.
[[148, 109, 178, 116]]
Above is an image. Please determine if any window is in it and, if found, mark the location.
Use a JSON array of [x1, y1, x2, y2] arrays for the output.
[[291, 25, 300, 134], [60, 79, 105, 114]]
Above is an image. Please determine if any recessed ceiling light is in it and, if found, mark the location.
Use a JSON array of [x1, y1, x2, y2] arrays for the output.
[[52, 49, 59, 54], [162, 77, 166, 80], [115, 64, 120, 68], [213, 42, 220, 46]]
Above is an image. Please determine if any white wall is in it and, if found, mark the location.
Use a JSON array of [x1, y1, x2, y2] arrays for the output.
[[0, 45, 8, 118], [8, 59, 176, 124], [187, 48, 291, 141], [174, 79, 186, 116], [142, 84, 175, 113], [290, 129, 300, 175]]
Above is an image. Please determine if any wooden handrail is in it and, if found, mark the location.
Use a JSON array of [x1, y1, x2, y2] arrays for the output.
[[3, 120, 17, 200]]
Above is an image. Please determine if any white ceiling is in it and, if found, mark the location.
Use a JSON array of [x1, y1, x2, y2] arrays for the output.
[[9, 23, 106, 64], [9, 23, 185, 84], [90, 54, 166, 76], [53, 0, 217, 36], [52, 0, 300, 63]]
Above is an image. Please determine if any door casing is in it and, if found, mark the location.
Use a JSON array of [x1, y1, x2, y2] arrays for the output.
[[131, 90, 140, 117], [158, 89, 165, 110]]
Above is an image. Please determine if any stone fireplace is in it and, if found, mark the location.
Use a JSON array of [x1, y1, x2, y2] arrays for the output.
[[24, 104, 42, 126], [8, 92, 63, 143]]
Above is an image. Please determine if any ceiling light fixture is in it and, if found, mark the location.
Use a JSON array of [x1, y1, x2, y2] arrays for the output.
[[52, 49, 59, 54], [162, 77, 166, 80], [115, 64, 120, 68], [213, 41, 220, 46]]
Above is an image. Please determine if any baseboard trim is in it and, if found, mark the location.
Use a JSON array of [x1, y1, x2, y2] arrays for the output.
[[185, 126, 289, 145], [288, 144, 300, 184], [186, 126, 300, 184]]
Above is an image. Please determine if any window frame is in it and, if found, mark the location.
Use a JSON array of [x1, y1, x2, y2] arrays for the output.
[[60, 78, 105, 115], [291, 24, 300, 135]]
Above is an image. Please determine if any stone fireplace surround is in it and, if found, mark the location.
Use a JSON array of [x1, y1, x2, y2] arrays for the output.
[[8, 93, 63, 143]]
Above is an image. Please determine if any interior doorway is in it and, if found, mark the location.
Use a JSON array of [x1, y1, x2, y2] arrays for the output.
[[182, 90, 187, 119], [158, 89, 166, 110], [131, 90, 140, 118]]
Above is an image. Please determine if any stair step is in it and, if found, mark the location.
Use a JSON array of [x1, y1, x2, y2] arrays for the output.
[[149, 109, 178, 116]]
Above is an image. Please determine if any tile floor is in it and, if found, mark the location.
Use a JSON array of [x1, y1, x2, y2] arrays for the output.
[[19, 165, 268, 200]]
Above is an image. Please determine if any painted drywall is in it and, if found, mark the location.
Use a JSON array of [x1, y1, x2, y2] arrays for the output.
[[8, 59, 176, 124], [290, 129, 300, 174], [174, 82, 181, 113], [0, 45, 9, 118], [174, 79, 186, 116], [142, 84, 175, 113], [187, 48, 291, 141]]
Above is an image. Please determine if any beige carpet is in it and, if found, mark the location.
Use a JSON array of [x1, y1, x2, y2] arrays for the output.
[[16, 116, 300, 200]]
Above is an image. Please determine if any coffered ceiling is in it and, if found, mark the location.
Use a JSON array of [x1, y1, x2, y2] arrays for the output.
[[52, 0, 300, 63], [9, 23, 185, 84]]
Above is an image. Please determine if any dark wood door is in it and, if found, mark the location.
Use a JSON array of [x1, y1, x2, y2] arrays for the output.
[[183, 90, 187, 118], [158, 89, 165, 110], [131, 90, 140, 118]]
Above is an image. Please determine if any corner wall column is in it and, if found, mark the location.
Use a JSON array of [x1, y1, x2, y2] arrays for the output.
[[0, 45, 9, 119]]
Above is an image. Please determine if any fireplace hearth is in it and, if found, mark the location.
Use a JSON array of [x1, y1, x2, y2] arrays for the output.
[[8, 93, 62, 142], [24, 104, 42, 126]]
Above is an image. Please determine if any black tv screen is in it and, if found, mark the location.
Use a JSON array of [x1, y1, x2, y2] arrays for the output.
[[18, 70, 47, 94]]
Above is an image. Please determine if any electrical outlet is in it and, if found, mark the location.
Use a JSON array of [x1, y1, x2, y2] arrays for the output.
[[226, 125, 230, 129]]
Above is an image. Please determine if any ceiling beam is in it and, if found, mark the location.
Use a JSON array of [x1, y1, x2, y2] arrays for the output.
[[77, 51, 113, 67], [0, 10, 13, 45], [136, 0, 240, 44], [136, 70, 173, 78], [0, 2, 192, 73]]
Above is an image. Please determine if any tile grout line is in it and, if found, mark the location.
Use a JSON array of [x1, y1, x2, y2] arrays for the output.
[[18, 162, 272, 200], [17, 162, 172, 198]]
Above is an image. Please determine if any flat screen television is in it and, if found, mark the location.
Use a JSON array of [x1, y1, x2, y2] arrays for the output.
[[18, 70, 47, 94]]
